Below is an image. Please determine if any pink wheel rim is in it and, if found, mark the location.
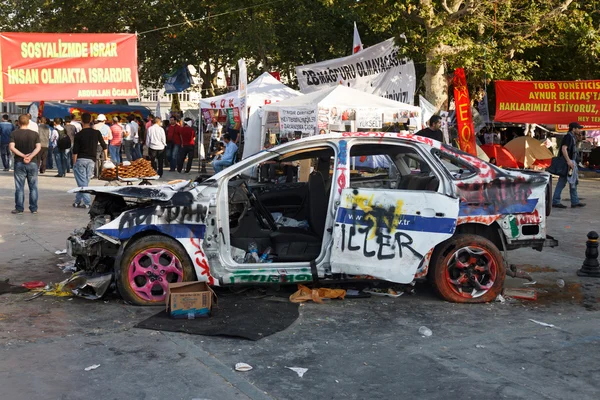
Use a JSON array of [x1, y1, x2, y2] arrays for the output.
[[445, 246, 498, 299], [127, 247, 184, 302]]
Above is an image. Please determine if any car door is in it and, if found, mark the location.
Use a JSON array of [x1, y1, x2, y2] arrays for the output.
[[329, 141, 459, 283]]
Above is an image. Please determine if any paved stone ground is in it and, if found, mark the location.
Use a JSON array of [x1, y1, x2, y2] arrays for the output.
[[1, 167, 599, 400]]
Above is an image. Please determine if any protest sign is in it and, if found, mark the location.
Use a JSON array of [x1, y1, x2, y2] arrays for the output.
[[356, 108, 382, 129], [295, 38, 416, 105], [495, 80, 600, 124], [279, 108, 317, 134], [0, 32, 139, 101]]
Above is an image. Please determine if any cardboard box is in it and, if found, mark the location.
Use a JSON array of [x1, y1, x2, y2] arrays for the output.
[[166, 282, 215, 319]]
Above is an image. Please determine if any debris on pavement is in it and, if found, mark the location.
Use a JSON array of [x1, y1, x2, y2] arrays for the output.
[[363, 288, 403, 298], [84, 364, 101, 371], [289, 284, 346, 303], [0, 279, 30, 295], [234, 363, 253, 372], [285, 367, 308, 377], [24, 292, 44, 301], [54, 249, 67, 255], [418, 326, 433, 337], [495, 294, 506, 303], [57, 261, 77, 273], [523, 281, 537, 286], [556, 279, 565, 288], [507, 264, 534, 282], [21, 281, 46, 289], [65, 272, 113, 300], [476, 344, 486, 349], [504, 288, 538, 301], [529, 319, 558, 328]]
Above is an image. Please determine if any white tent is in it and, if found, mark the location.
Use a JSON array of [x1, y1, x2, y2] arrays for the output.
[[199, 72, 300, 110], [259, 85, 420, 144]]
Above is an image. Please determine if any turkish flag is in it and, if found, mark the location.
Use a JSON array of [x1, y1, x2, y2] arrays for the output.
[[352, 22, 363, 54]]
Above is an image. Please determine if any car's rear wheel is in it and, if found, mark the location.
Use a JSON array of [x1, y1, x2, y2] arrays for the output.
[[430, 234, 505, 303], [118, 235, 195, 306]]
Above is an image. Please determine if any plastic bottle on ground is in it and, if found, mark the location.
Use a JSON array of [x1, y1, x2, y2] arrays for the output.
[[418, 326, 433, 337]]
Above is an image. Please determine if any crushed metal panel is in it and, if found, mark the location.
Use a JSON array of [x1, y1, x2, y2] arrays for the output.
[[330, 188, 459, 283], [68, 180, 193, 201]]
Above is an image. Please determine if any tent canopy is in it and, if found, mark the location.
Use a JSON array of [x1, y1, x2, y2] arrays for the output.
[[504, 136, 554, 168], [480, 144, 519, 168], [199, 72, 300, 110], [262, 85, 419, 113]]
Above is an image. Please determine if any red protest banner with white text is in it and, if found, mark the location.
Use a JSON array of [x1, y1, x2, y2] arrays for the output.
[[495, 80, 600, 124], [0, 32, 139, 102], [453, 68, 477, 156]]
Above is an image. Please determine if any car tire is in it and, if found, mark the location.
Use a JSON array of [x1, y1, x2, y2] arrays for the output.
[[430, 234, 505, 303], [117, 235, 195, 306]]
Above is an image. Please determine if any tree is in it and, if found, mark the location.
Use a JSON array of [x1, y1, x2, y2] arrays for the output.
[[342, 0, 577, 110]]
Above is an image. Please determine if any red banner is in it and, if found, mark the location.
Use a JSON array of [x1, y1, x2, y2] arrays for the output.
[[495, 80, 600, 124], [0, 32, 139, 102], [453, 68, 477, 156]]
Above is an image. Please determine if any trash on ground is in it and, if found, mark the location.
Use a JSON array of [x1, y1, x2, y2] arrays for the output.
[[529, 319, 558, 328], [345, 289, 371, 298], [285, 366, 308, 378], [235, 363, 253, 372], [476, 344, 486, 349], [289, 284, 346, 303], [84, 364, 101, 371], [363, 288, 403, 298], [0, 279, 30, 295], [418, 326, 433, 337], [65, 272, 113, 300], [21, 281, 46, 289], [24, 292, 44, 301], [504, 288, 538, 301], [57, 261, 77, 273], [523, 281, 537, 286], [495, 294, 506, 303], [166, 282, 215, 319], [55, 249, 67, 255], [556, 279, 565, 288]]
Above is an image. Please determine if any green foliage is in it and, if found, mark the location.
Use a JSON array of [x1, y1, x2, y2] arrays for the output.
[[0, 0, 597, 106]]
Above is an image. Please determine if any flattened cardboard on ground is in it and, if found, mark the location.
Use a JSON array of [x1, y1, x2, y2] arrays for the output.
[[504, 288, 538, 301], [166, 282, 215, 319]]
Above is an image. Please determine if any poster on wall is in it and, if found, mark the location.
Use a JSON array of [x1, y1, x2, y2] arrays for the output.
[[279, 108, 317, 134], [356, 108, 382, 129], [295, 38, 416, 105], [495, 80, 600, 124], [0, 32, 139, 101]]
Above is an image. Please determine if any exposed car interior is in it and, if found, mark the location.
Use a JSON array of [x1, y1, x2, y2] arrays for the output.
[[226, 143, 442, 263], [228, 146, 335, 263]]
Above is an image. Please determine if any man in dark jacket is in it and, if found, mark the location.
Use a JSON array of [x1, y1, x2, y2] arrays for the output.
[[416, 115, 444, 143], [9, 114, 41, 214]]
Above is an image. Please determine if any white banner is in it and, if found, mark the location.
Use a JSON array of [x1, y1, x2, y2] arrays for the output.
[[356, 108, 382, 129], [295, 38, 416, 105], [279, 108, 317, 134], [238, 58, 248, 132], [419, 95, 436, 130]]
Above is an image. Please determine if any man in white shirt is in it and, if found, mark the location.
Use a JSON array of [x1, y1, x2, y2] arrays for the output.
[[206, 117, 222, 160], [123, 115, 138, 161], [26, 113, 39, 133], [70, 114, 83, 133], [146, 117, 166, 177]]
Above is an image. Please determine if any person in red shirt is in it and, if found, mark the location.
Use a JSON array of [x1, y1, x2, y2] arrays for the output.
[[109, 116, 123, 163], [166, 116, 181, 171], [177, 119, 196, 173]]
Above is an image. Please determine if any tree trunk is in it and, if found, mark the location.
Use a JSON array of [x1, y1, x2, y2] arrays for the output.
[[423, 45, 448, 112]]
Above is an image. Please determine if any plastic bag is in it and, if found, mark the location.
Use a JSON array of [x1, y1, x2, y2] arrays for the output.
[[103, 160, 116, 170], [289, 284, 346, 303]]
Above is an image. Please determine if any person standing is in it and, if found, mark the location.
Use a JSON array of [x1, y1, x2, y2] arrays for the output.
[[165, 116, 179, 170], [416, 115, 444, 143], [146, 117, 167, 177], [64, 116, 77, 173], [170, 118, 182, 170], [145, 114, 154, 131], [552, 122, 586, 209], [53, 119, 70, 177], [26, 113, 39, 133], [72, 113, 107, 208], [136, 116, 146, 158], [122, 115, 136, 161], [212, 133, 238, 173], [177, 119, 195, 173], [9, 114, 41, 214], [70, 113, 83, 133], [109, 116, 123, 164], [1, 114, 15, 171], [206, 117, 222, 160], [94, 114, 112, 177], [48, 124, 58, 171], [37, 117, 51, 174]]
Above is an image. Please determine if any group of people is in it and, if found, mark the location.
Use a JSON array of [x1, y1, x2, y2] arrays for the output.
[[2, 112, 198, 214]]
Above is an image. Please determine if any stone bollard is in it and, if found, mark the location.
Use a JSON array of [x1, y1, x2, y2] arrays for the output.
[[577, 231, 600, 277]]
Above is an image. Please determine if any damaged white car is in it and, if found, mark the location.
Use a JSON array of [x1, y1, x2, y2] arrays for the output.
[[67, 132, 557, 305]]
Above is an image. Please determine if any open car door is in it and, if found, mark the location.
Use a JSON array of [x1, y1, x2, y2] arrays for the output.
[[330, 188, 459, 283]]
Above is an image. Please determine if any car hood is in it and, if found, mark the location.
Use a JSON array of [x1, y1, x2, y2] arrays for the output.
[[68, 180, 206, 202]]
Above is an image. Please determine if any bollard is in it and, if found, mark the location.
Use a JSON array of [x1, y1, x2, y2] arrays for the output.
[[577, 231, 600, 277]]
